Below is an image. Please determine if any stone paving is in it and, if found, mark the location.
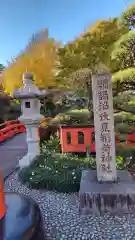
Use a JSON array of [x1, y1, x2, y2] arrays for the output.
[[0, 133, 27, 179], [4, 170, 135, 240]]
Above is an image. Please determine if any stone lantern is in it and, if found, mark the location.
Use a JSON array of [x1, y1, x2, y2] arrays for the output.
[[13, 73, 47, 168]]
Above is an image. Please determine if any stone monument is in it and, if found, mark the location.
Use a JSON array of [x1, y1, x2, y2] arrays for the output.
[[79, 72, 135, 215], [13, 73, 46, 168], [92, 72, 117, 182]]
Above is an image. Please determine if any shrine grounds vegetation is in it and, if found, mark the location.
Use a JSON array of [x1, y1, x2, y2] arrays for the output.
[[49, 109, 91, 126], [48, 108, 135, 138], [10, 3, 135, 192], [19, 134, 131, 193], [40, 108, 135, 146]]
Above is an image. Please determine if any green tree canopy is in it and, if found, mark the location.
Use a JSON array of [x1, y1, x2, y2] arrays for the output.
[[58, 18, 127, 80], [120, 3, 135, 30], [111, 31, 135, 70]]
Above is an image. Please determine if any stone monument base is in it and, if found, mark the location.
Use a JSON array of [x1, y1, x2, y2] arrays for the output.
[[79, 170, 135, 215]]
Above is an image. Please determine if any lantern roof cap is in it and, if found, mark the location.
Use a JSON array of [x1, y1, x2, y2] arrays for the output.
[[13, 73, 47, 99]]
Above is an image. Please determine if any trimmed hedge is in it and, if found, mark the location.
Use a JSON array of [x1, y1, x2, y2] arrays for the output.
[[19, 152, 127, 193], [50, 109, 91, 125], [19, 134, 127, 193], [19, 152, 92, 193]]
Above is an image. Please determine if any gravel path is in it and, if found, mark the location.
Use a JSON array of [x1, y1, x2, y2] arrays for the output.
[[4, 171, 135, 240]]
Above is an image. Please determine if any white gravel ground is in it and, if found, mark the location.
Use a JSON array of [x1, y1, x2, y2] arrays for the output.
[[4, 171, 135, 240]]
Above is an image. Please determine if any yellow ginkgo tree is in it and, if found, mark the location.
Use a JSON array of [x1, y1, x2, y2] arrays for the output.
[[3, 29, 61, 95]]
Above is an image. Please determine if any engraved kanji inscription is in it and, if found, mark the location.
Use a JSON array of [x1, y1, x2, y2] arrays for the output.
[[98, 90, 108, 101], [99, 112, 109, 121]]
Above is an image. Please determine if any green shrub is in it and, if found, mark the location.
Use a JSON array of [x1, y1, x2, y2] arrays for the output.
[[114, 114, 128, 123], [116, 155, 127, 170], [39, 125, 58, 143], [50, 109, 92, 126], [19, 152, 93, 193], [9, 101, 21, 112], [115, 123, 132, 134], [41, 134, 60, 152], [19, 149, 126, 193], [116, 144, 135, 158], [19, 131, 128, 193]]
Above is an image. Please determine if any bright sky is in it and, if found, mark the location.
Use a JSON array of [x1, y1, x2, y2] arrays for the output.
[[0, 0, 134, 65]]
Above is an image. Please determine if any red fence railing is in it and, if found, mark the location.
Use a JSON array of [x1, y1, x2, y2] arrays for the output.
[[59, 125, 135, 153], [0, 120, 25, 142], [0, 118, 52, 143], [1, 120, 135, 151]]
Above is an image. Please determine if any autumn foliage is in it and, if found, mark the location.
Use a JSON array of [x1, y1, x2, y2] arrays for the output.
[[2, 29, 61, 95]]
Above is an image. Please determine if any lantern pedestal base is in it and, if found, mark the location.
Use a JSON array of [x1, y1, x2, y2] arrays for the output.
[[79, 169, 135, 215], [19, 153, 39, 169]]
